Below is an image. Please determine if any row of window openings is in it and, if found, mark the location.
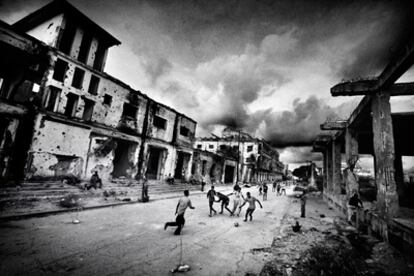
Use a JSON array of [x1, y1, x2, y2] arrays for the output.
[[53, 59, 101, 96], [198, 144, 253, 151], [58, 20, 106, 70]]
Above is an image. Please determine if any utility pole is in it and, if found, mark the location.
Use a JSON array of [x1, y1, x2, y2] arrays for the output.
[[236, 129, 241, 183]]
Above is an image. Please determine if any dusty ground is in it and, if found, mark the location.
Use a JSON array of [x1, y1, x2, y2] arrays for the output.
[[259, 193, 414, 276], [0, 186, 291, 276], [2, 186, 413, 276]]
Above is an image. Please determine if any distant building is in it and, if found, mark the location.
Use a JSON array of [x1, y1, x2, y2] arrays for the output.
[[194, 127, 284, 183], [0, 0, 195, 183]]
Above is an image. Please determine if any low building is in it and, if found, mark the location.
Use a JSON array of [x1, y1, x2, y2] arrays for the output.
[[195, 127, 284, 183]]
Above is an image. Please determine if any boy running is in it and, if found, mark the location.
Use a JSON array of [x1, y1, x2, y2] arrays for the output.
[[164, 190, 195, 235], [207, 186, 217, 217], [239, 192, 263, 222]]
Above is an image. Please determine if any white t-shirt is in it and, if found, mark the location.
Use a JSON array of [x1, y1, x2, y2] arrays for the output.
[[177, 197, 193, 215]]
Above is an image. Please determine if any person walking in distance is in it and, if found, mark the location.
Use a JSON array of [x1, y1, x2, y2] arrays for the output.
[[262, 183, 268, 201], [207, 186, 217, 217], [300, 191, 307, 218], [239, 192, 263, 222], [276, 182, 281, 196], [164, 190, 195, 235], [272, 181, 277, 192]]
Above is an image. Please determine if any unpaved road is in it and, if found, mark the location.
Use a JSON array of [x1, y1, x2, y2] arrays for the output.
[[0, 186, 293, 276]]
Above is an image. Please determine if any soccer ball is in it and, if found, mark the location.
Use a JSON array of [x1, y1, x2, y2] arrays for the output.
[[234, 222, 239, 227]]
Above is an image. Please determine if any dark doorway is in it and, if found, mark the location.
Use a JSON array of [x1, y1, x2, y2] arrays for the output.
[[174, 152, 190, 179], [112, 140, 131, 178], [224, 165, 235, 183], [147, 146, 163, 179]]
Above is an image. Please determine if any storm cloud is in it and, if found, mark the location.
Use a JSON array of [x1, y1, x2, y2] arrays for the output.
[[2, 0, 413, 163]]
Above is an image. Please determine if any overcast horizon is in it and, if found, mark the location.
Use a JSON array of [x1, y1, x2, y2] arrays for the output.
[[2, 0, 414, 168]]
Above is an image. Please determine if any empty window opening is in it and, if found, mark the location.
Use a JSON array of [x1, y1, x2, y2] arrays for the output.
[[88, 75, 100, 95], [103, 94, 112, 106], [208, 144, 214, 149], [82, 98, 95, 121], [153, 116, 167, 129], [121, 103, 138, 119], [93, 42, 106, 71], [53, 59, 68, 82], [72, 68, 85, 89], [77, 32, 92, 63], [58, 20, 76, 55], [180, 126, 190, 137], [219, 145, 226, 150], [64, 93, 79, 117], [247, 145, 253, 152], [197, 144, 202, 149], [44, 86, 61, 112]]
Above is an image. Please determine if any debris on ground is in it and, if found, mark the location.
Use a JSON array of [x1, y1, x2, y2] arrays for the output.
[[259, 193, 414, 276]]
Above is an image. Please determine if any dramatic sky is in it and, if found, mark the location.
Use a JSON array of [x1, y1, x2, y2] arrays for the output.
[[2, 0, 414, 168]]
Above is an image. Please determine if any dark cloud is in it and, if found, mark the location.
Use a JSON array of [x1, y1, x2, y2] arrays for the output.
[[2, 0, 413, 163], [248, 96, 357, 147], [278, 146, 323, 165]]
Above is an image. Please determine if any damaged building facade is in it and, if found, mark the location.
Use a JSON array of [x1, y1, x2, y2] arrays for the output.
[[195, 127, 285, 184], [313, 35, 414, 256], [0, 0, 196, 184]]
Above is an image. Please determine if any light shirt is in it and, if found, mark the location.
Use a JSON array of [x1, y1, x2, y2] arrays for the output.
[[245, 197, 258, 209], [177, 197, 193, 215]]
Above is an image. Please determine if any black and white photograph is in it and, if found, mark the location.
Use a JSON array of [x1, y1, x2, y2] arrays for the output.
[[1, 0, 414, 275]]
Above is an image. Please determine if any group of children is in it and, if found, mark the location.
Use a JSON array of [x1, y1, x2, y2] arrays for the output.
[[164, 182, 283, 236], [206, 184, 263, 222], [257, 181, 286, 201]]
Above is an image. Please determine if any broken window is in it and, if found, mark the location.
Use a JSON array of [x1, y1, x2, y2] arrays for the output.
[[58, 20, 76, 55], [208, 144, 214, 149], [247, 145, 253, 152], [44, 86, 61, 112], [121, 103, 137, 119], [72, 68, 85, 89], [53, 59, 68, 82], [93, 42, 106, 71], [82, 98, 95, 121], [103, 94, 112, 106], [77, 32, 92, 63], [64, 93, 79, 117], [197, 144, 202, 149], [180, 126, 190, 137], [88, 75, 100, 95], [153, 116, 167, 129]]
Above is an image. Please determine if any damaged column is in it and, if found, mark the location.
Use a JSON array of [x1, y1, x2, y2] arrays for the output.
[[344, 127, 359, 197], [371, 92, 399, 218], [332, 138, 342, 196]]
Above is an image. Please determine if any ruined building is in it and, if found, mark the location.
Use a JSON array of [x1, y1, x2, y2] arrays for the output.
[[195, 127, 285, 184], [313, 35, 414, 256], [0, 0, 196, 184]]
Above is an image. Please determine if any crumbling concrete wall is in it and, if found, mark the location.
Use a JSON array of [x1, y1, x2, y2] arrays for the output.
[[26, 14, 64, 47], [191, 150, 226, 184], [148, 104, 176, 142], [44, 54, 147, 134], [27, 115, 90, 179]]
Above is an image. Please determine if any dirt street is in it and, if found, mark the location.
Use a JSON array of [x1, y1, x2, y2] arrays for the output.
[[0, 186, 293, 276]]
